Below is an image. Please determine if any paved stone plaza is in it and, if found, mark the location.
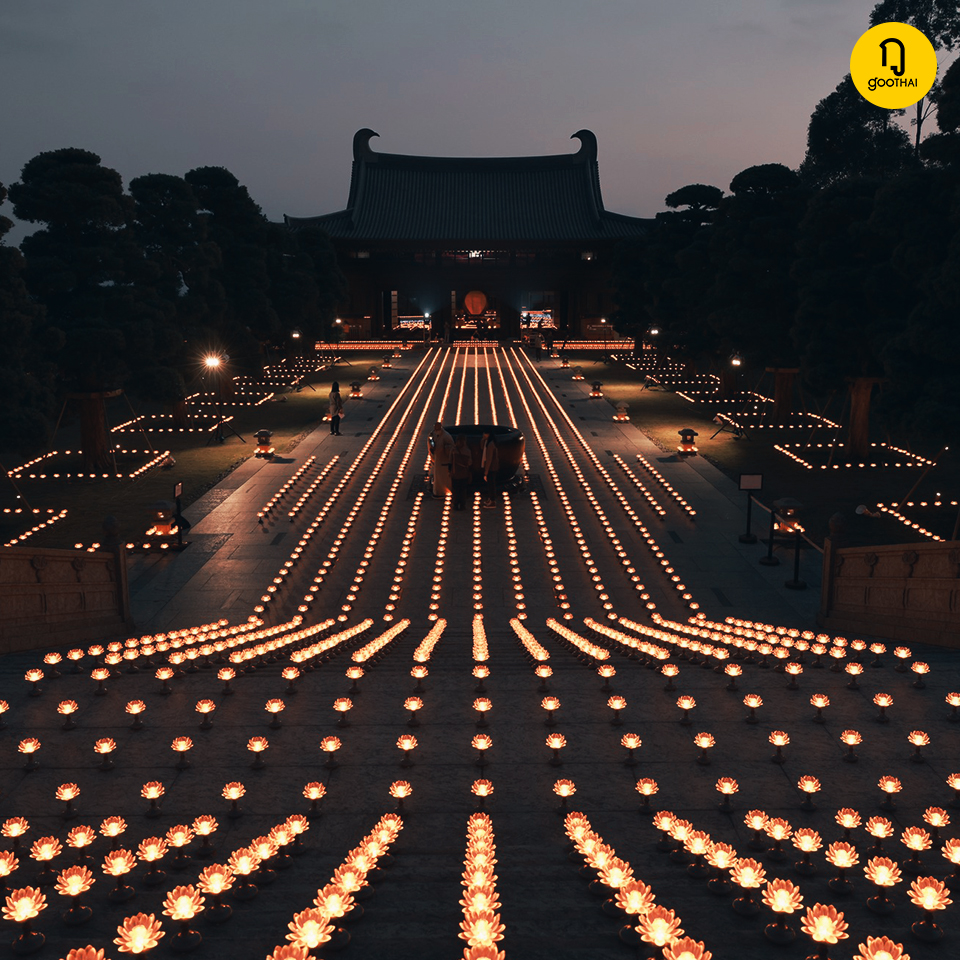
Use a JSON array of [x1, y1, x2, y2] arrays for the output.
[[1, 347, 957, 959]]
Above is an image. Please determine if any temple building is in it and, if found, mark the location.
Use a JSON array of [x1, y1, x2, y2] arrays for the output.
[[285, 129, 651, 340]]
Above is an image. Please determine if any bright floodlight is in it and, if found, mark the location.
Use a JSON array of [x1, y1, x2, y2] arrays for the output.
[[204, 355, 221, 368]]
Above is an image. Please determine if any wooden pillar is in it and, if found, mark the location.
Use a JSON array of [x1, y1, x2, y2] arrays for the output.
[[767, 367, 799, 425]]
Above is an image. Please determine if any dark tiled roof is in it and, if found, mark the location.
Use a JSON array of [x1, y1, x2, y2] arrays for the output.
[[285, 129, 651, 242]]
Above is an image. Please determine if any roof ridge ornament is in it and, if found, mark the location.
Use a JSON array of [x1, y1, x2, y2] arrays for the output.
[[570, 130, 598, 161], [354, 129, 380, 162]]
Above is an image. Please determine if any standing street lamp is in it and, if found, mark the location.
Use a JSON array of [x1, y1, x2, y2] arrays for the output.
[[204, 354, 245, 445]]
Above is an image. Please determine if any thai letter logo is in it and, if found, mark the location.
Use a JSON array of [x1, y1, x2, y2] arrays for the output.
[[879, 37, 906, 77]]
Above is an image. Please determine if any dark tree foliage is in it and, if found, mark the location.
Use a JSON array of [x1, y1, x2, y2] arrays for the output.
[[0, 182, 53, 449], [703, 164, 808, 370], [799, 76, 914, 188]]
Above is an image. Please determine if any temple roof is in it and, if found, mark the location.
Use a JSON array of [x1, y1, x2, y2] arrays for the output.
[[285, 129, 651, 243]]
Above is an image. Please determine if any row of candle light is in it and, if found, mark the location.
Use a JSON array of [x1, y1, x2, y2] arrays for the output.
[[254, 454, 317, 520], [500, 493, 527, 619], [3, 508, 69, 547], [291, 349, 443, 619], [502, 351, 620, 619], [420, 347, 459, 473], [111, 414, 233, 434], [627, 451, 698, 517], [518, 349, 700, 610], [282, 812, 403, 956], [564, 810, 706, 957], [489, 347, 530, 470], [250, 348, 437, 615], [7, 448, 171, 482], [285, 457, 339, 522], [458, 812, 504, 957], [611, 455, 668, 517], [528, 490, 572, 618], [774, 441, 934, 471], [875, 502, 944, 541], [712, 410, 841, 432], [385, 492, 423, 621]]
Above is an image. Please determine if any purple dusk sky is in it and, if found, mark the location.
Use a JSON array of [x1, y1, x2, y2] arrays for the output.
[[0, 1, 897, 242]]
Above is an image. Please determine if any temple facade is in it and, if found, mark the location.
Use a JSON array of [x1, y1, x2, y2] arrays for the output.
[[285, 129, 651, 340]]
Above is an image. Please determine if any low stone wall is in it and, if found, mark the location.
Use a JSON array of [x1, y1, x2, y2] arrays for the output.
[[0, 546, 130, 653], [818, 538, 960, 647]]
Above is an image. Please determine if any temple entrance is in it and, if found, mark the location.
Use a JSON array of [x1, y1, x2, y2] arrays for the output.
[[455, 290, 500, 335]]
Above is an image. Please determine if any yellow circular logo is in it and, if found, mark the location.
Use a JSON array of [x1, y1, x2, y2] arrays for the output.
[[850, 22, 938, 109]]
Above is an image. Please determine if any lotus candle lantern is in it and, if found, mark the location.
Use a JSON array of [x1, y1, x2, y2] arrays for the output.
[[0, 700, 8, 730], [677, 695, 696, 725], [948, 772, 960, 808], [411, 665, 428, 691], [864, 856, 902, 915], [247, 736, 269, 769], [473, 698, 492, 728], [170, 737, 193, 771], [155, 666, 174, 695], [125, 700, 146, 731], [55, 864, 94, 925], [217, 667, 235, 694], [472, 664, 490, 693], [723, 663, 742, 690], [637, 904, 683, 950], [2, 885, 47, 952], [43, 652, 61, 678], [227, 847, 261, 901], [218, 782, 244, 820], [472, 734, 492, 767], [684, 830, 712, 878], [389, 781, 412, 812], [844, 661, 864, 689], [535, 664, 552, 691], [716, 777, 738, 813], [56, 783, 80, 820], [18, 738, 40, 772], [907, 730, 929, 763], [58, 700, 79, 731], [743, 694, 762, 724], [744, 811, 769, 851], [189, 816, 217, 860], [91, 667, 110, 696], [113, 911, 165, 954], [797, 776, 821, 811], [801, 694, 827, 726], [332, 698, 353, 728], [596, 664, 616, 692], [141, 782, 164, 818], [693, 732, 715, 765], [620, 733, 641, 766], [3, 819, 29, 853], [303, 782, 326, 819], [869, 692, 893, 724], [197, 864, 233, 923], [397, 734, 417, 767], [66, 825, 96, 865], [403, 697, 423, 727], [836, 808, 861, 841], [282, 666, 301, 694], [765, 818, 793, 862], [792, 828, 822, 876], [264, 699, 285, 729], [865, 817, 894, 853], [893, 646, 912, 672], [635, 778, 658, 812], [250, 836, 279, 885], [785, 662, 803, 690], [900, 827, 932, 874], [546, 733, 566, 766], [137, 837, 168, 887], [706, 842, 737, 894], [908, 876, 951, 941], [165, 825, 194, 871], [615, 879, 654, 943], [910, 661, 930, 689], [320, 736, 341, 770], [471, 780, 494, 809], [30, 836, 62, 886], [762, 877, 803, 943], [878, 776, 902, 812], [922, 806, 949, 845], [661, 663, 679, 691], [840, 730, 862, 763], [653, 811, 678, 851], [769, 730, 789, 764], [731, 858, 767, 915], [942, 837, 960, 877], [826, 841, 859, 894], [0, 851, 18, 894], [24, 668, 43, 698], [102, 849, 137, 903], [541, 697, 560, 726], [801, 903, 848, 958]]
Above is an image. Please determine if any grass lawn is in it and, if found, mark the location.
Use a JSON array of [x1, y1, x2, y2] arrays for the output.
[[566, 353, 960, 549], [0, 354, 387, 550]]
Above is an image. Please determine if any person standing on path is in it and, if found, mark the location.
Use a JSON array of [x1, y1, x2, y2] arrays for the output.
[[430, 421, 454, 498], [451, 434, 473, 511], [481, 432, 499, 508], [328, 381, 344, 436]]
